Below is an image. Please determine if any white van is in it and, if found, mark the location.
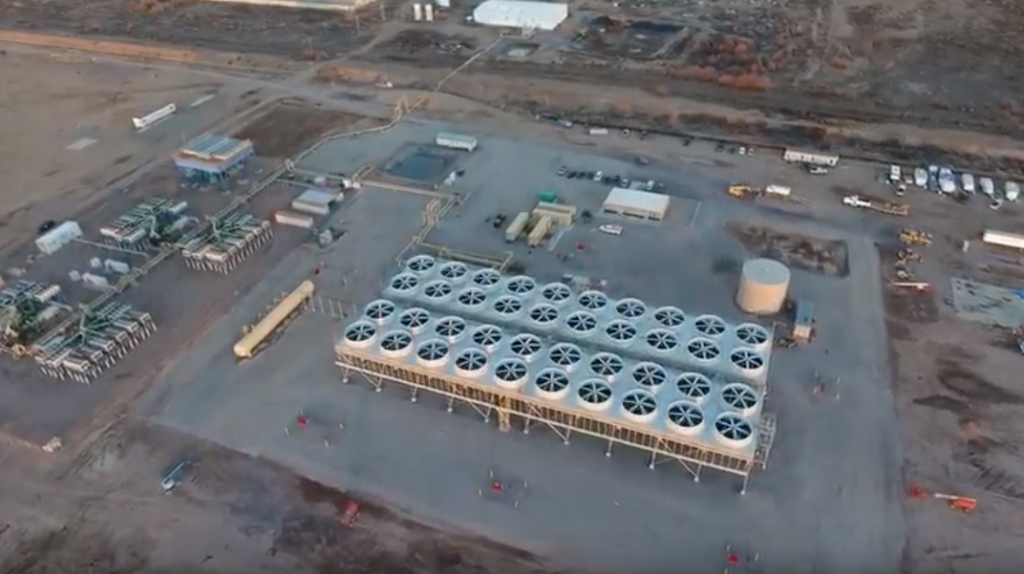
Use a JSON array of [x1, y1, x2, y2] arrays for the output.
[[913, 168, 928, 187], [598, 224, 623, 236], [979, 177, 995, 197], [1005, 181, 1020, 202], [960, 173, 975, 194]]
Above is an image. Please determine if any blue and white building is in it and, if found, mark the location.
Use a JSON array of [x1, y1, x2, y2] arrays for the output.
[[174, 134, 255, 186]]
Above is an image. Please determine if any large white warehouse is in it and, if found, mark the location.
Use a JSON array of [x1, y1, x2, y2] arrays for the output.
[[472, 0, 569, 31]]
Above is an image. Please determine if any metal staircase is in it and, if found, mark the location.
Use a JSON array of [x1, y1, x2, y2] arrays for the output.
[[753, 411, 776, 470]]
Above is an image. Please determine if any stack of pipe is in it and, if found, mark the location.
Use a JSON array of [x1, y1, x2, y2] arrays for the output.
[[32, 302, 156, 384], [180, 213, 273, 274], [100, 198, 189, 251]]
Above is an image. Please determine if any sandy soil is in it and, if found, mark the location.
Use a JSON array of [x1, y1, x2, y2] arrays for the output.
[[6, 0, 1024, 138], [0, 51, 250, 252], [871, 191, 1024, 573], [0, 420, 563, 574]]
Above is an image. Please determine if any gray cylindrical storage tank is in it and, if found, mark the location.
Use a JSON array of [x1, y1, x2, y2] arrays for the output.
[[736, 258, 790, 315]]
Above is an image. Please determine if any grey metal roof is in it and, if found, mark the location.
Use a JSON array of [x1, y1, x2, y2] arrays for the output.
[[381, 256, 774, 386], [337, 303, 764, 457], [602, 187, 670, 217], [436, 132, 478, 144], [794, 299, 815, 329], [295, 189, 337, 207], [180, 134, 250, 161]]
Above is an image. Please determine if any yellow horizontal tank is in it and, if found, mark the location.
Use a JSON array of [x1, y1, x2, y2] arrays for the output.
[[233, 280, 315, 360]]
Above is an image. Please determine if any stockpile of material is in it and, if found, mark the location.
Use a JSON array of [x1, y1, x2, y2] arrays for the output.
[[180, 213, 273, 274], [32, 301, 156, 384]]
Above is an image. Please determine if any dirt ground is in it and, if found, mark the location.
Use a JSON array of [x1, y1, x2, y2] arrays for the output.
[[0, 51, 256, 252], [729, 223, 849, 276], [874, 193, 1024, 573], [7, 0, 1024, 142], [0, 420, 565, 574], [0, 0, 376, 60], [234, 103, 378, 158]]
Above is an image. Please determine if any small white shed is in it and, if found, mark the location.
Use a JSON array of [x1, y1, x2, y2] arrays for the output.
[[601, 188, 670, 221], [35, 221, 83, 255]]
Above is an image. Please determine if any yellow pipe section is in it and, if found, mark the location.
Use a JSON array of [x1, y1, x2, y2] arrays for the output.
[[233, 280, 315, 360]]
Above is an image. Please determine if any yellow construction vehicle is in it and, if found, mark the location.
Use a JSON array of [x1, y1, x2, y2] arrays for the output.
[[727, 184, 754, 198], [899, 228, 933, 246]]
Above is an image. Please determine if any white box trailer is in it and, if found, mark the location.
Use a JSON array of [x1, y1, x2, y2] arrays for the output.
[[132, 103, 177, 131], [274, 210, 314, 229], [35, 221, 82, 255], [783, 149, 839, 167], [435, 132, 478, 152], [982, 229, 1024, 250], [764, 185, 792, 197]]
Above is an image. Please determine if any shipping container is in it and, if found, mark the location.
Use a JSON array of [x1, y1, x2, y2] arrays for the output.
[[435, 132, 478, 152], [982, 229, 1024, 250], [274, 210, 314, 229], [528, 215, 553, 247], [35, 221, 82, 255], [782, 149, 839, 167], [533, 201, 577, 226], [505, 212, 531, 242], [291, 201, 330, 216], [132, 103, 177, 131]]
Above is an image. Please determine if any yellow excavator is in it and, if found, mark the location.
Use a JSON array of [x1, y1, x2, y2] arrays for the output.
[[899, 228, 933, 247], [727, 184, 754, 199]]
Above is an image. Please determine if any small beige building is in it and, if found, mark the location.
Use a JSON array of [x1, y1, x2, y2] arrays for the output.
[[601, 188, 670, 221]]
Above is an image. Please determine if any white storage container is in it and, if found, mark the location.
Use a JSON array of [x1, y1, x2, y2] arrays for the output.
[[764, 185, 792, 197], [274, 210, 314, 229], [435, 132, 478, 152], [35, 221, 83, 255], [291, 201, 330, 216]]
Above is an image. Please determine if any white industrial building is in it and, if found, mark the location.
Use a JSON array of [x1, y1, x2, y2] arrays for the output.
[[435, 132, 479, 152], [35, 221, 82, 255], [471, 0, 569, 31], [335, 256, 778, 491], [602, 187, 670, 221]]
